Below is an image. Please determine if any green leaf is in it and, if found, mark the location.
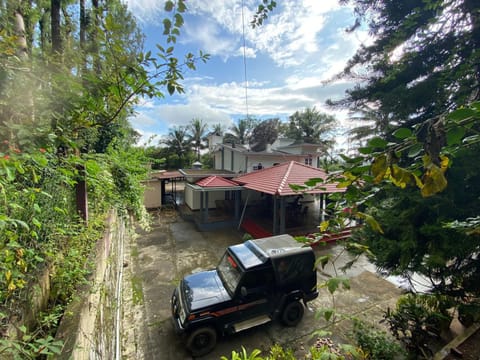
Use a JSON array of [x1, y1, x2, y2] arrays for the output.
[[304, 177, 324, 186], [368, 137, 388, 149], [174, 13, 184, 28], [177, 0, 187, 12], [358, 146, 373, 154], [447, 108, 477, 121], [392, 127, 412, 139], [162, 19, 171, 35], [408, 143, 423, 158], [446, 127, 466, 146], [316, 255, 331, 269], [326, 278, 340, 294], [164, 0, 174, 11]]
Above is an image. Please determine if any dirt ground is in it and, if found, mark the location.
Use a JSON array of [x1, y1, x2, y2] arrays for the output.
[[121, 208, 403, 360]]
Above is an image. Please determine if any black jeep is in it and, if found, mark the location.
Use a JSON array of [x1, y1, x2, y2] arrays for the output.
[[171, 234, 318, 356]]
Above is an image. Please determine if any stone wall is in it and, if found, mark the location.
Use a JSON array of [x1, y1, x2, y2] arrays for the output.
[[55, 211, 128, 359]]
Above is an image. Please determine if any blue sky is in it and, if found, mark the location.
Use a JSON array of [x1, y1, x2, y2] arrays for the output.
[[124, 0, 372, 149]]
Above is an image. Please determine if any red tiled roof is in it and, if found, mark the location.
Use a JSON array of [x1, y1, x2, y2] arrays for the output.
[[195, 176, 240, 188], [233, 161, 344, 196]]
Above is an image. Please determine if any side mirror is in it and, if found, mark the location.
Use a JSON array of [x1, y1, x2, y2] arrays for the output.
[[240, 286, 248, 297]]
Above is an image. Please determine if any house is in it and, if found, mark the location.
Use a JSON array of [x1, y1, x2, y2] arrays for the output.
[[211, 136, 326, 173]]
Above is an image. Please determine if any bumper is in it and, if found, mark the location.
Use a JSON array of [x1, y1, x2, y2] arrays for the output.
[[304, 291, 319, 303], [171, 288, 186, 334]]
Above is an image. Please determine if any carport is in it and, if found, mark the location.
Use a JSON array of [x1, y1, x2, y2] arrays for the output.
[[190, 176, 244, 231], [234, 161, 345, 235]]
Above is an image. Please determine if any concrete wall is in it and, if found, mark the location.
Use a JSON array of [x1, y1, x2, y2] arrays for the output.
[[55, 211, 127, 360], [184, 184, 227, 210], [143, 179, 162, 209]]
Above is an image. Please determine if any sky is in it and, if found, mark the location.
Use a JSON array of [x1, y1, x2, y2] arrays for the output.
[[124, 0, 373, 149]]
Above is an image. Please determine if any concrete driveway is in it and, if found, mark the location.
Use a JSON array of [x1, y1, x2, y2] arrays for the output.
[[121, 208, 402, 360]]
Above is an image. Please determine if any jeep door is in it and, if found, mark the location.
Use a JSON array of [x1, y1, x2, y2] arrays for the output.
[[236, 268, 275, 319]]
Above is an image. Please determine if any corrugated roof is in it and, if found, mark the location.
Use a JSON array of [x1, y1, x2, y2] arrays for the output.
[[150, 171, 184, 180], [233, 161, 344, 196], [195, 176, 240, 188]]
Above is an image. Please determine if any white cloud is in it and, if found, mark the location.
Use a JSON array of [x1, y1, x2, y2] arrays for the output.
[[236, 46, 256, 58], [125, 0, 370, 152], [123, 0, 165, 24], [183, 22, 235, 57]]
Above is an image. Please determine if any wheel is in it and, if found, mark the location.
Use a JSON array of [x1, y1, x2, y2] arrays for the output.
[[281, 300, 304, 326], [186, 326, 217, 357]]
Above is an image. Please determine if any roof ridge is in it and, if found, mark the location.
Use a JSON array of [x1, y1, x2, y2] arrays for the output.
[[278, 161, 294, 195]]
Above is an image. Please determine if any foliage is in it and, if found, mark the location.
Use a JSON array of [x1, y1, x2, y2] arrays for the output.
[[159, 126, 196, 169], [224, 117, 259, 145], [333, 0, 480, 132], [250, 118, 280, 152], [221, 346, 263, 360], [356, 141, 480, 300], [220, 342, 364, 360], [188, 118, 208, 161], [0, 322, 63, 360], [352, 320, 404, 359], [0, 0, 208, 357], [284, 107, 336, 151], [384, 293, 453, 359], [251, 0, 278, 28]]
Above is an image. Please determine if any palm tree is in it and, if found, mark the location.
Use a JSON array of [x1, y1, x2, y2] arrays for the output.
[[224, 117, 258, 145], [188, 118, 208, 160], [162, 126, 191, 160], [286, 107, 336, 149], [210, 123, 225, 136]]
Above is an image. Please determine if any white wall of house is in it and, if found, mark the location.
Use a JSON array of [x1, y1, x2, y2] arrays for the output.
[[184, 184, 227, 210], [207, 134, 223, 150], [214, 146, 247, 173], [245, 155, 304, 172]]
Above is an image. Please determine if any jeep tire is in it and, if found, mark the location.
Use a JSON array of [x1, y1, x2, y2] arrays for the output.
[[186, 326, 217, 357], [281, 300, 304, 326]]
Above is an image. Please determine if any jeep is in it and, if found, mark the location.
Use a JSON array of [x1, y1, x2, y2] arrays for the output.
[[171, 234, 318, 356]]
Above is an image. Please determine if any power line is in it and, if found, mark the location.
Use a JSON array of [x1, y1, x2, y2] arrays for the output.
[[241, 0, 249, 119]]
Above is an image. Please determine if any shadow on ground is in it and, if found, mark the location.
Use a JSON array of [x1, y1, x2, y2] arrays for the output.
[[121, 209, 403, 360]]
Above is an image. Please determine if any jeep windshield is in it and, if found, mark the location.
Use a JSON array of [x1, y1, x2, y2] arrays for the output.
[[217, 252, 242, 295]]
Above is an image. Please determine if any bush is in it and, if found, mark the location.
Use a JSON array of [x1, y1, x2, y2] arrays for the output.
[[353, 320, 405, 359]]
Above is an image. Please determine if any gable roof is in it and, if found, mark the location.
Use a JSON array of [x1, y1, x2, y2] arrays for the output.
[[195, 176, 240, 188], [233, 161, 344, 196]]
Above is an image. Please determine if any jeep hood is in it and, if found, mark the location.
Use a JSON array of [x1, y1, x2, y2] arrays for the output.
[[182, 270, 232, 311]]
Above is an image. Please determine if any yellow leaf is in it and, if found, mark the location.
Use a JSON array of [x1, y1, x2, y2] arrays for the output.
[[371, 155, 388, 183], [421, 164, 448, 197], [5, 270, 11, 282], [440, 155, 449, 173], [8, 281, 16, 292], [356, 212, 384, 234], [319, 221, 329, 232], [390, 164, 414, 189], [413, 173, 423, 189]]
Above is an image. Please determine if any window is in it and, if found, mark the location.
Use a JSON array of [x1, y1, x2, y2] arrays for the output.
[[304, 157, 312, 166], [253, 163, 263, 171]]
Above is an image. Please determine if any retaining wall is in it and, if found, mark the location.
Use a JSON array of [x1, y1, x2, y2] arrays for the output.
[[55, 211, 127, 359]]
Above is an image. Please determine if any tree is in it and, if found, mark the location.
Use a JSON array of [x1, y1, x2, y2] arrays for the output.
[[224, 117, 258, 145], [359, 143, 480, 300], [210, 123, 225, 136], [0, 0, 209, 356], [188, 118, 208, 160], [161, 126, 192, 168], [250, 118, 279, 152], [322, 0, 480, 320], [285, 107, 336, 149], [332, 0, 480, 132]]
